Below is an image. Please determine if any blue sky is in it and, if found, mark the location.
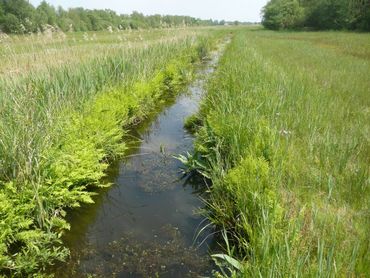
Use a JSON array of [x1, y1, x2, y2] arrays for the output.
[[29, 0, 269, 22]]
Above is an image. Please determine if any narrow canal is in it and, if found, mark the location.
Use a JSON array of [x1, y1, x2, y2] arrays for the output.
[[53, 44, 224, 278]]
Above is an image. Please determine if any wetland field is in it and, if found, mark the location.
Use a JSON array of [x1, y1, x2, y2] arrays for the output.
[[0, 8, 369, 278]]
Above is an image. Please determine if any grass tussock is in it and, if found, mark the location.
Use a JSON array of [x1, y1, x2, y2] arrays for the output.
[[188, 29, 369, 276]]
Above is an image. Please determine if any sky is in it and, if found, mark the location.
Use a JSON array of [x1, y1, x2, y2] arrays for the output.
[[29, 0, 269, 22]]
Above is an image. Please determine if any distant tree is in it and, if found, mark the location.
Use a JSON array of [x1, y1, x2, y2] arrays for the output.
[[1, 13, 22, 32], [302, 0, 347, 30], [262, 0, 304, 30], [0, 0, 219, 34], [66, 8, 91, 31], [347, 0, 370, 31], [33, 1, 58, 31], [86, 12, 103, 31], [35, 1, 57, 28], [0, 3, 4, 31], [55, 6, 72, 32], [130, 11, 147, 28], [146, 14, 161, 28], [1, 0, 35, 32], [0, 1, 4, 18], [119, 14, 130, 29], [263, 0, 370, 31]]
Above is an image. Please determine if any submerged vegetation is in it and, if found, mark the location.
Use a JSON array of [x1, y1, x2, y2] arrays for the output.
[[188, 29, 370, 276], [0, 29, 221, 276]]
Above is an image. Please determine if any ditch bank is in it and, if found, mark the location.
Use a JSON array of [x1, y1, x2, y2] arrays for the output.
[[50, 42, 227, 277], [0, 36, 220, 277]]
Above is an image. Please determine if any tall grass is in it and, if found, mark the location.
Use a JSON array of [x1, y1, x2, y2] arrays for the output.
[[0, 28, 223, 276], [0, 28, 208, 78], [189, 29, 369, 276]]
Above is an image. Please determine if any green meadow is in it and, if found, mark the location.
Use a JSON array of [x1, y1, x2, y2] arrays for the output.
[[0, 22, 369, 278], [187, 28, 370, 276]]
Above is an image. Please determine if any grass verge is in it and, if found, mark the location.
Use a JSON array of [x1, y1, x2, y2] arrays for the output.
[[186, 29, 369, 276]]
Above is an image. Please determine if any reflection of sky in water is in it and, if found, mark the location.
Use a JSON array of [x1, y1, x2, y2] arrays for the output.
[[52, 50, 223, 277]]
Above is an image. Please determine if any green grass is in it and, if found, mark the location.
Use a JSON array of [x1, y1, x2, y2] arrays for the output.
[[2, 26, 368, 277], [189, 29, 369, 276], [0, 28, 224, 276]]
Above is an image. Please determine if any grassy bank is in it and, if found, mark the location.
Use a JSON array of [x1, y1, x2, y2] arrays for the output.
[[188, 29, 369, 276], [0, 29, 222, 276]]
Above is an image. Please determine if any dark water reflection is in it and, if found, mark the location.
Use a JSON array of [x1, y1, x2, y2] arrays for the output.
[[53, 51, 221, 278]]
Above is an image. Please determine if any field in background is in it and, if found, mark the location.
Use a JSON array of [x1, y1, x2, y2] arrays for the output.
[[0, 28, 218, 77], [189, 29, 369, 276]]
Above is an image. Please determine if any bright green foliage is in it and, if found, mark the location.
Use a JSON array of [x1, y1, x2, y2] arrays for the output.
[[262, 0, 304, 30], [0, 182, 69, 274], [216, 156, 283, 253], [34, 1, 57, 28], [191, 29, 370, 276], [184, 114, 202, 133], [0, 0, 35, 33]]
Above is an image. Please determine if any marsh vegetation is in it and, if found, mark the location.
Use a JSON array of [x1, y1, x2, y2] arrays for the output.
[[0, 8, 369, 277], [0, 27, 224, 275]]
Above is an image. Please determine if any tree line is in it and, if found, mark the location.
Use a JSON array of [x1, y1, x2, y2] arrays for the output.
[[0, 0, 221, 34], [262, 0, 370, 31]]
